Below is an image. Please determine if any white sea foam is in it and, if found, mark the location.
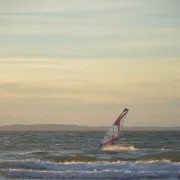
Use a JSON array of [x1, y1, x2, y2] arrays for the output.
[[1, 160, 180, 172], [3, 169, 180, 179], [102, 145, 174, 154], [102, 145, 136, 151]]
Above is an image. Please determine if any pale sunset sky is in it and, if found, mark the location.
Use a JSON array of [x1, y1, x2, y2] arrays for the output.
[[0, 0, 180, 127]]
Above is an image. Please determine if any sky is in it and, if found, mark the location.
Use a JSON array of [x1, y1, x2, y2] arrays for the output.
[[0, 0, 180, 127]]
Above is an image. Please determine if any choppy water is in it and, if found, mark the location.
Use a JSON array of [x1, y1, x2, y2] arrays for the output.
[[0, 131, 179, 179]]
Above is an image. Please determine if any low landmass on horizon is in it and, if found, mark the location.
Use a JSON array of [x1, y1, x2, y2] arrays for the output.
[[0, 124, 179, 132]]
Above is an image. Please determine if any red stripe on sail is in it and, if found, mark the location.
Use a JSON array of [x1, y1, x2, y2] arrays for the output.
[[101, 108, 129, 146], [103, 135, 118, 145]]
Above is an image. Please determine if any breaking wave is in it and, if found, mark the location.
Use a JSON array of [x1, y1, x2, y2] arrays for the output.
[[1, 160, 180, 179], [3, 169, 180, 179], [102, 145, 136, 151], [139, 152, 180, 162], [1, 160, 180, 171], [0, 131, 179, 179]]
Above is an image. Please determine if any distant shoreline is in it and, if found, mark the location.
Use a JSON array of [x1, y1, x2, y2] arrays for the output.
[[0, 124, 179, 132]]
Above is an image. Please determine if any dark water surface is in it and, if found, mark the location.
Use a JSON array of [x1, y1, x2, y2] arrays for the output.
[[0, 131, 179, 179]]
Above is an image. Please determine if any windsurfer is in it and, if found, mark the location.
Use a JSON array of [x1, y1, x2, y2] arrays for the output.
[[98, 108, 129, 149]]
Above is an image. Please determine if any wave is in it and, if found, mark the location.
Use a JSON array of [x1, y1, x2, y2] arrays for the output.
[[45, 154, 97, 163], [44, 154, 180, 163], [102, 145, 136, 151], [101, 145, 180, 162], [139, 152, 180, 162], [1, 160, 180, 172], [101, 144, 175, 153], [1, 159, 180, 179], [1, 148, 179, 164], [3, 169, 180, 179]]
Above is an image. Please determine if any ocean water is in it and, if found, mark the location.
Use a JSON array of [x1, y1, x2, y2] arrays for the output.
[[0, 131, 179, 179]]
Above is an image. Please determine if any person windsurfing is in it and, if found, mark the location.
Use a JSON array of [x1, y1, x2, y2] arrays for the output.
[[98, 108, 129, 150]]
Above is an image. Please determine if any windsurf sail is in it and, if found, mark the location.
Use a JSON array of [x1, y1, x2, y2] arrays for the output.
[[99, 108, 129, 148]]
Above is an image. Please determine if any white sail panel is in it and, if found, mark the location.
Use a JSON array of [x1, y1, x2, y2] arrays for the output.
[[102, 125, 118, 144], [100, 108, 129, 146]]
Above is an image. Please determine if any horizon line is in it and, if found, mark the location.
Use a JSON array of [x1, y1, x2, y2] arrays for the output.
[[1, 124, 180, 128]]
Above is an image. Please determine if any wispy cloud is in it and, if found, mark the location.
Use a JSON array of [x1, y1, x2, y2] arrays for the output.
[[0, 0, 179, 126], [0, 0, 179, 58]]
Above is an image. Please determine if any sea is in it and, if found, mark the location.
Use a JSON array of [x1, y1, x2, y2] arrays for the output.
[[0, 131, 179, 179]]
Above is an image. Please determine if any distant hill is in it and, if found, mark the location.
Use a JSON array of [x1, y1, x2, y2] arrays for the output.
[[0, 124, 108, 132], [0, 124, 179, 132]]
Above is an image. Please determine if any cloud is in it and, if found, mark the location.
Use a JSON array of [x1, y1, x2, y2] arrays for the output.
[[0, 0, 179, 58], [0, 82, 22, 89], [0, 0, 141, 14], [0, 0, 179, 126], [0, 73, 179, 107]]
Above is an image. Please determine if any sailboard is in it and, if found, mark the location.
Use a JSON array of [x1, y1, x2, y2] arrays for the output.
[[99, 108, 129, 149]]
